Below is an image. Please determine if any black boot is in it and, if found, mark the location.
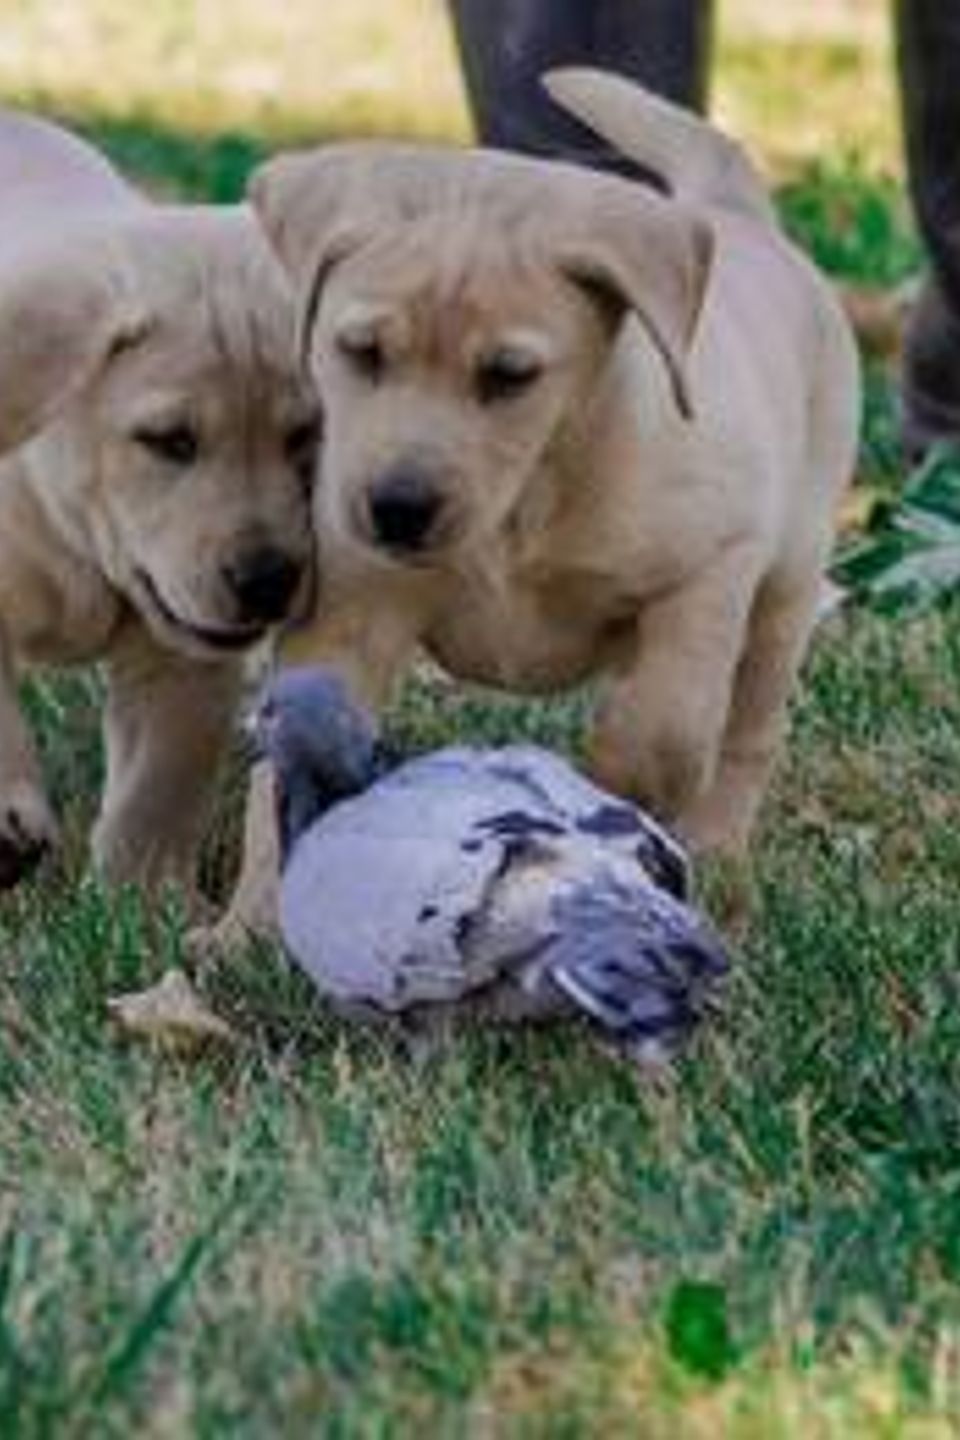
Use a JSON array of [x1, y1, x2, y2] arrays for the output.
[[447, 0, 713, 188], [895, 0, 960, 458]]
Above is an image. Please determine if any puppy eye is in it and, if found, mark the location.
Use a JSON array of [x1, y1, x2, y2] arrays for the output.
[[475, 352, 543, 404], [337, 333, 384, 382], [133, 425, 199, 466], [285, 418, 321, 490]]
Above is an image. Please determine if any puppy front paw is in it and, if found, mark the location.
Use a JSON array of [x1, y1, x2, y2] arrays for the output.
[[185, 908, 278, 966], [0, 783, 58, 888]]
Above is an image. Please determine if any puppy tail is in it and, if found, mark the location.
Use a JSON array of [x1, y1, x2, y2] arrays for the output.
[[543, 67, 775, 226]]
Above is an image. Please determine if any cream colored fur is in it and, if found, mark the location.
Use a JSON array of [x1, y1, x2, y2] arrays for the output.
[[0, 242, 116, 454], [214, 68, 859, 946], [0, 109, 318, 892]]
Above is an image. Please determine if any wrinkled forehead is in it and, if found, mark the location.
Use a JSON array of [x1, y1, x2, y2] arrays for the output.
[[95, 320, 313, 431], [94, 247, 310, 422], [119, 209, 303, 374], [319, 211, 581, 355], [321, 138, 627, 224]]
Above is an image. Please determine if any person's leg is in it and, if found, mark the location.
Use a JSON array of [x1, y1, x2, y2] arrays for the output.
[[447, 0, 712, 184], [895, 0, 960, 456], [594, 0, 713, 111]]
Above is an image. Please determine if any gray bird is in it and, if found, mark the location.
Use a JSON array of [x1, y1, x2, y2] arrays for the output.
[[253, 667, 730, 1064]]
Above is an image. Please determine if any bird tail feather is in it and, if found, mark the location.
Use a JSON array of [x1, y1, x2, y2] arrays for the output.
[[545, 873, 729, 1064]]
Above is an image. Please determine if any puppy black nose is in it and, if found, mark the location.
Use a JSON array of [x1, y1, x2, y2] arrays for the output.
[[223, 546, 302, 623], [367, 469, 444, 553]]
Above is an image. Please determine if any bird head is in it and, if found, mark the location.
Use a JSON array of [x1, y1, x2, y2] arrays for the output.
[[251, 666, 383, 860]]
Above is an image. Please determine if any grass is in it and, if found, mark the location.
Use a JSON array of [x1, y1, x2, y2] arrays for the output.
[[3, 0, 960, 1433]]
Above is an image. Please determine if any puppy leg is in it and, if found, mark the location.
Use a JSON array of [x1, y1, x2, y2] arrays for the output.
[[0, 624, 57, 886], [679, 568, 824, 852], [203, 595, 425, 952], [588, 541, 763, 844], [93, 624, 240, 894]]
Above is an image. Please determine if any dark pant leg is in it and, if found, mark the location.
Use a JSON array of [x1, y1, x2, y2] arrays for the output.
[[593, 0, 714, 111], [896, 0, 960, 313], [447, 0, 713, 184], [895, 0, 960, 454]]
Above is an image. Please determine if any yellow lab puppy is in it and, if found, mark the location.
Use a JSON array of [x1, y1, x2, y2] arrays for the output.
[[214, 68, 858, 945], [0, 111, 319, 891]]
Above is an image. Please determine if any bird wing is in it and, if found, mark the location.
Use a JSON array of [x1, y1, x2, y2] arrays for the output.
[[480, 745, 691, 898], [278, 752, 547, 1010], [542, 866, 730, 1060], [280, 821, 504, 1010]]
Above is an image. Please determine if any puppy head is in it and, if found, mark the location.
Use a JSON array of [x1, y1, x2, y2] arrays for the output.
[[250, 143, 712, 566], [0, 238, 117, 454], [41, 208, 320, 660]]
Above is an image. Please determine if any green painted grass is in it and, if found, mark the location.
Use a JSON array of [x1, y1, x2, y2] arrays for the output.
[[4, 2, 960, 1433]]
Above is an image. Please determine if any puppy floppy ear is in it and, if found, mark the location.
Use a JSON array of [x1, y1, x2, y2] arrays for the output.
[[249, 143, 452, 360], [559, 191, 713, 420], [0, 244, 118, 454], [248, 151, 355, 283], [247, 149, 374, 361]]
